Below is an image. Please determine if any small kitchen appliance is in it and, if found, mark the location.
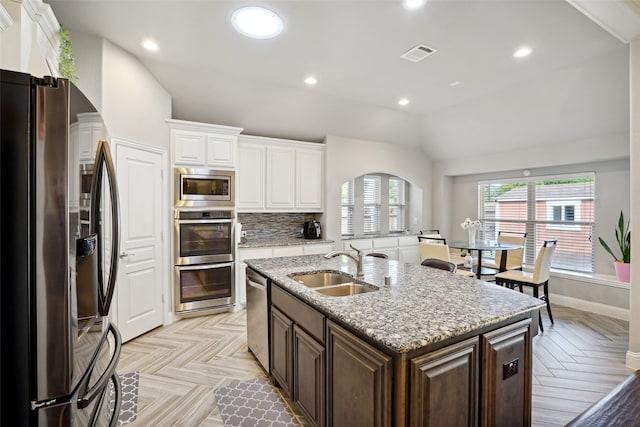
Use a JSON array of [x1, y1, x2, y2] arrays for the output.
[[303, 220, 322, 239]]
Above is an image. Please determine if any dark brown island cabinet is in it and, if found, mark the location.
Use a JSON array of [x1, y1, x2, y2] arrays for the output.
[[264, 272, 535, 427]]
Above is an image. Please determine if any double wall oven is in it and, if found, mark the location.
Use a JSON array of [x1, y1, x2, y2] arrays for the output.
[[173, 168, 236, 315]]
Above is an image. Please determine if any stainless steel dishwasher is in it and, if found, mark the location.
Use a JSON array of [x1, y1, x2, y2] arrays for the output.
[[246, 267, 269, 372]]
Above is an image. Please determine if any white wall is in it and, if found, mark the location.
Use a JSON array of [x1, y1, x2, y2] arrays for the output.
[[449, 159, 629, 275], [69, 31, 172, 151], [628, 39, 640, 369], [433, 134, 630, 317], [324, 135, 431, 247], [101, 39, 171, 150], [68, 30, 102, 112]]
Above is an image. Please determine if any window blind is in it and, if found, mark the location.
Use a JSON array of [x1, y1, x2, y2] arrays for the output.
[[341, 180, 354, 235], [389, 177, 405, 232], [478, 174, 595, 273], [363, 175, 381, 233]]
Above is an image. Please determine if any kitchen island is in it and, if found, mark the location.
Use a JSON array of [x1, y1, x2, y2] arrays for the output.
[[245, 254, 545, 427]]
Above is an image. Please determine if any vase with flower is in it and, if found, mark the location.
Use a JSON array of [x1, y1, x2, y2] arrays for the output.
[[461, 218, 481, 247]]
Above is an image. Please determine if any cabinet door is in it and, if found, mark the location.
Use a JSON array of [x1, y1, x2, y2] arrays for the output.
[[237, 143, 266, 210], [173, 130, 206, 166], [266, 146, 295, 209], [303, 244, 334, 255], [78, 122, 104, 161], [206, 134, 236, 169], [295, 148, 323, 211], [481, 318, 532, 427], [271, 307, 294, 398], [272, 246, 304, 257], [369, 247, 398, 260], [409, 337, 479, 427], [293, 325, 325, 427], [398, 245, 420, 264], [327, 321, 392, 427]]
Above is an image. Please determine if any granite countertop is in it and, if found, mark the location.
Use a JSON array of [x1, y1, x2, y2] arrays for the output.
[[245, 254, 545, 353], [238, 238, 334, 248]]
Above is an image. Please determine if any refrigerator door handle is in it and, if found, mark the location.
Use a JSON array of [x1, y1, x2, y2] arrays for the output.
[[90, 140, 120, 316], [78, 323, 122, 409]]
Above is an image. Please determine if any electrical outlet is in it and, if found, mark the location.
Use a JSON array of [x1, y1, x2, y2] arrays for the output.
[[503, 359, 519, 379]]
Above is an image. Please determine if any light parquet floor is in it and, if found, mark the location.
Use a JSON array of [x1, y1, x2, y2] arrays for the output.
[[116, 305, 631, 427]]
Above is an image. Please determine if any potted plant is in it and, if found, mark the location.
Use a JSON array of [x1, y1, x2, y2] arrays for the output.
[[598, 210, 630, 282]]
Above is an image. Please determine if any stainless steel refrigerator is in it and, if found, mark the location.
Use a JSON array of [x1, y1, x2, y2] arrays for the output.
[[1, 69, 122, 425]]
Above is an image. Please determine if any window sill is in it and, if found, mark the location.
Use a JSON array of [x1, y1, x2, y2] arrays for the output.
[[550, 269, 630, 289]]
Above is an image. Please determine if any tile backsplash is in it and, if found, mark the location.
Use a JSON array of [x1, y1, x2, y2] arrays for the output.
[[238, 213, 318, 240]]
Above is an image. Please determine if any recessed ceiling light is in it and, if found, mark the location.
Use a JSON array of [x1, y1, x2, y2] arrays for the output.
[[231, 6, 283, 39], [304, 76, 318, 86], [513, 47, 533, 58], [398, 98, 410, 106], [403, 0, 426, 10], [142, 39, 158, 52], [449, 80, 461, 87]]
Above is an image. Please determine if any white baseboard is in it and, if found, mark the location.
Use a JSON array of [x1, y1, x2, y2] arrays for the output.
[[549, 292, 629, 321], [626, 350, 640, 370]]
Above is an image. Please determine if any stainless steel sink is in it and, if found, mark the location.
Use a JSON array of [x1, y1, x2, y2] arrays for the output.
[[289, 270, 355, 288], [314, 283, 379, 297]]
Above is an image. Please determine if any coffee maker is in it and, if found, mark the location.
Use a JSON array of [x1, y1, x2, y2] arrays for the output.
[[303, 220, 322, 239]]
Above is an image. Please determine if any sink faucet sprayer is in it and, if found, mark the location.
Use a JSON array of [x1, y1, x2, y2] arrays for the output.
[[324, 244, 364, 278]]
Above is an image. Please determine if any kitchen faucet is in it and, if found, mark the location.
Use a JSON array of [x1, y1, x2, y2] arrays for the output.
[[324, 244, 364, 278]]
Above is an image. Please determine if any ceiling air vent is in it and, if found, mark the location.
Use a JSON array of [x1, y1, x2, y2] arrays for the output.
[[400, 44, 437, 62]]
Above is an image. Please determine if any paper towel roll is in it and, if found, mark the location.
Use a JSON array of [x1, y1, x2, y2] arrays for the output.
[[235, 222, 243, 243]]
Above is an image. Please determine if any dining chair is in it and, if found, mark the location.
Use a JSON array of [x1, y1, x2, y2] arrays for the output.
[[421, 258, 457, 273], [419, 229, 441, 237], [495, 239, 558, 332], [417, 232, 466, 266], [419, 240, 475, 278], [366, 252, 388, 259], [482, 231, 527, 272]]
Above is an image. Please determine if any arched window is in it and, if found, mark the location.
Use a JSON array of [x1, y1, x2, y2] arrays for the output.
[[341, 173, 408, 236]]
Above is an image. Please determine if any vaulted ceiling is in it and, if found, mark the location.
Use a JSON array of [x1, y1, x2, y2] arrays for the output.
[[48, 0, 632, 161]]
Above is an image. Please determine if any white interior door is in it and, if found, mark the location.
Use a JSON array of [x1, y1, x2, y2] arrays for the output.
[[114, 140, 165, 342]]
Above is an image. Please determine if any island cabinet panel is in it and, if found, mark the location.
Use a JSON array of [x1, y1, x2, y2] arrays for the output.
[[480, 318, 532, 427], [272, 285, 325, 342], [293, 325, 325, 427], [271, 307, 294, 397], [409, 337, 479, 427], [326, 321, 393, 427]]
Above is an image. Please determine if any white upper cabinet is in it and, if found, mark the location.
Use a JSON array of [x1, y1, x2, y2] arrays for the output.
[[173, 130, 205, 166], [237, 142, 266, 210], [206, 134, 237, 168], [77, 113, 106, 162], [266, 145, 296, 209], [167, 119, 243, 169], [296, 148, 324, 211], [238, 135, 324, 212]]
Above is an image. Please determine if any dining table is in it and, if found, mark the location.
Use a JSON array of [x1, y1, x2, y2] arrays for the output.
[[448, 240, 523, 279]]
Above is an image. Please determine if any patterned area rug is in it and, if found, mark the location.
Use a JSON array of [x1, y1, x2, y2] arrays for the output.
[[213, 377, 300, 427], [107, 371, 140, 425]]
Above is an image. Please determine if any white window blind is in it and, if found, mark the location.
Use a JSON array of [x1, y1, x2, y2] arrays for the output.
[[363, 175, 381, 233], [478, 174, 595, 273], [389, 177, 405, 232], [341, 180, 354, 235]]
